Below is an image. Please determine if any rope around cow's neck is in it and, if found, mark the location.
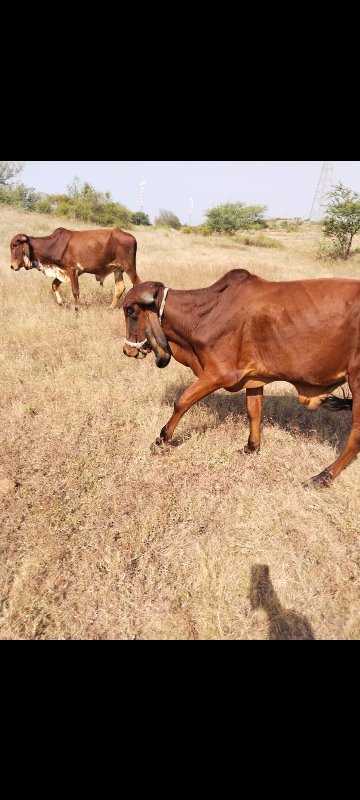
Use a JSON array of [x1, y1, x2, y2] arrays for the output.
[[124, 287, 169, 352], [159, 287, 169, 324]]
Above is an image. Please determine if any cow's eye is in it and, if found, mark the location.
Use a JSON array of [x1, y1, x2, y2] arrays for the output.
[[127, 307, 135, 318]]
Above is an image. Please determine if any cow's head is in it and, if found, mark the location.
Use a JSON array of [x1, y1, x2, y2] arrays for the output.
[[10, 234, 32, 271], [123, 282, 171, 369]]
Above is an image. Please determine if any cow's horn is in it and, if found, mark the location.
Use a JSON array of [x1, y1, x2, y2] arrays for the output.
[[19, 235, 28, 243]]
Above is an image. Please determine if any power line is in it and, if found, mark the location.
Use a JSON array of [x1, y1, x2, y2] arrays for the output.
[[309, 162, 334, 220]]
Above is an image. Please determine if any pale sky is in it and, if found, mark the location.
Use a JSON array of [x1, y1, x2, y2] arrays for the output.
[[21, 161, 360, 225]]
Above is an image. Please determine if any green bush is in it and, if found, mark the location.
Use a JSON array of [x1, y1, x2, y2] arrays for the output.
[[154, 209, 182, 230], [267, 218, 304, 232], [322, 183, 360, 260], [242, 234, 284, 249], [316, 240, 347, 261], [47, 180, 132, 228], [34, 198, 53, 214], [279, 219, 303, 232], [181, 225, 198, 234], [181, 225, 211, 236], [205, 201, 267, 235], [0, 183, 40, 210], [131, 211, 151, 226]]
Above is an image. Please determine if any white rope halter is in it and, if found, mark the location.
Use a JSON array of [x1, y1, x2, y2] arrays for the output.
[[123, 338, 148, 353], [124, 287, 169, 353]]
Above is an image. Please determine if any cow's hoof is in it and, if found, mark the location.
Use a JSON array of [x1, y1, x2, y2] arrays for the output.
[[244, 444, 260, 455], [150, 438, 169, 455], [302, 469, 333, 489]]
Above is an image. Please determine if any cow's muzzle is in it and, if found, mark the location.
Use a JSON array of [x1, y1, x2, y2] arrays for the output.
[[123, 338, 151, 359], [155, 352, 171, 369]]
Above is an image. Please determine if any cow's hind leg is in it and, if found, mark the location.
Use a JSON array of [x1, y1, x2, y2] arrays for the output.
[[244, 388, 264, 454], [124, 241, 141, 287], [109, 269, 125, 309], [52, 278, 63, 306], [310, 373, 360, 486], [125, 263, 141, 286], [69, 270, 80, 311]]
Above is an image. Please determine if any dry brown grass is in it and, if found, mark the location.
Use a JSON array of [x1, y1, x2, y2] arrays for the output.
[[1, 206, 360, 640]]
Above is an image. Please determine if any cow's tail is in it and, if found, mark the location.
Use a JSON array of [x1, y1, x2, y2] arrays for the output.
[[322, 395, 353, 412]]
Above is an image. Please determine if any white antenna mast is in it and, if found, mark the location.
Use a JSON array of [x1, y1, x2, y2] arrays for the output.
[[188, 197, 194, 224], [139, 177, 146, 210]]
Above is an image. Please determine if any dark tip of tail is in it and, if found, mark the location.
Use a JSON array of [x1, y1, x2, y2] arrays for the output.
[[322, 396, 353, 412]]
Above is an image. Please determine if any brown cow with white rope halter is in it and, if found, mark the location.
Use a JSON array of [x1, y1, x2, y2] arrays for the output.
[[123, 269, 359, 487]]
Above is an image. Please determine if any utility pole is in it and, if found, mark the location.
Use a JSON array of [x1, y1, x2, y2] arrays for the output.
[[309, 162, 334, 220]]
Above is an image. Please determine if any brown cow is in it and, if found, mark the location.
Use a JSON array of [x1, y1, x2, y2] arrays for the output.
[[10, 227, 141, 310], [123, 269, 360, 486]]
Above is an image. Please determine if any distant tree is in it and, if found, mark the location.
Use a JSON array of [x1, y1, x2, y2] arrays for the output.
[[154, 209, 182, 230], [67, 176, 82, 199], [205, 201, 267, 235], [322, 183, 360, 260], [0, 161, 25, 185], [49, 178, 132, 228], [34, 196, 54, 214], [0, 183, 39, 210], [131, 211, 151, 226]]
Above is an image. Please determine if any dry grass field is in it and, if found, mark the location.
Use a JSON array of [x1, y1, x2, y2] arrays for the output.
[[1, 206, 360, 640]]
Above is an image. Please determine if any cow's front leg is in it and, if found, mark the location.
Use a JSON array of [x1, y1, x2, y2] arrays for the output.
[[52, 278, 63, 306], [244, 387, 264, 454], [151, 377, 222, 453], [69, 270, 80, 311]]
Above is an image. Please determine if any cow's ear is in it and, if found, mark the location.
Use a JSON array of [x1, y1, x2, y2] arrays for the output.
[[138, 287, 159, 306]]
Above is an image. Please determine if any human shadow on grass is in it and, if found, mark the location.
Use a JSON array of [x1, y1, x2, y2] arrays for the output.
[[249, 564, 316, 641], [161, 381, 351, 454]]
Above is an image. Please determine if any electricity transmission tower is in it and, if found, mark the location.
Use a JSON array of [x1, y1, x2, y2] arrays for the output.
[[309, 161, 334, 220]]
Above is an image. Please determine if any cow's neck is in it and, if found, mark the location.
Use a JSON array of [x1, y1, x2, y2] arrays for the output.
[[160, 287, 220, 375], [161, 286, 219, 342], [30, 236, 62, 267], [161, 289, 193, 345]]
